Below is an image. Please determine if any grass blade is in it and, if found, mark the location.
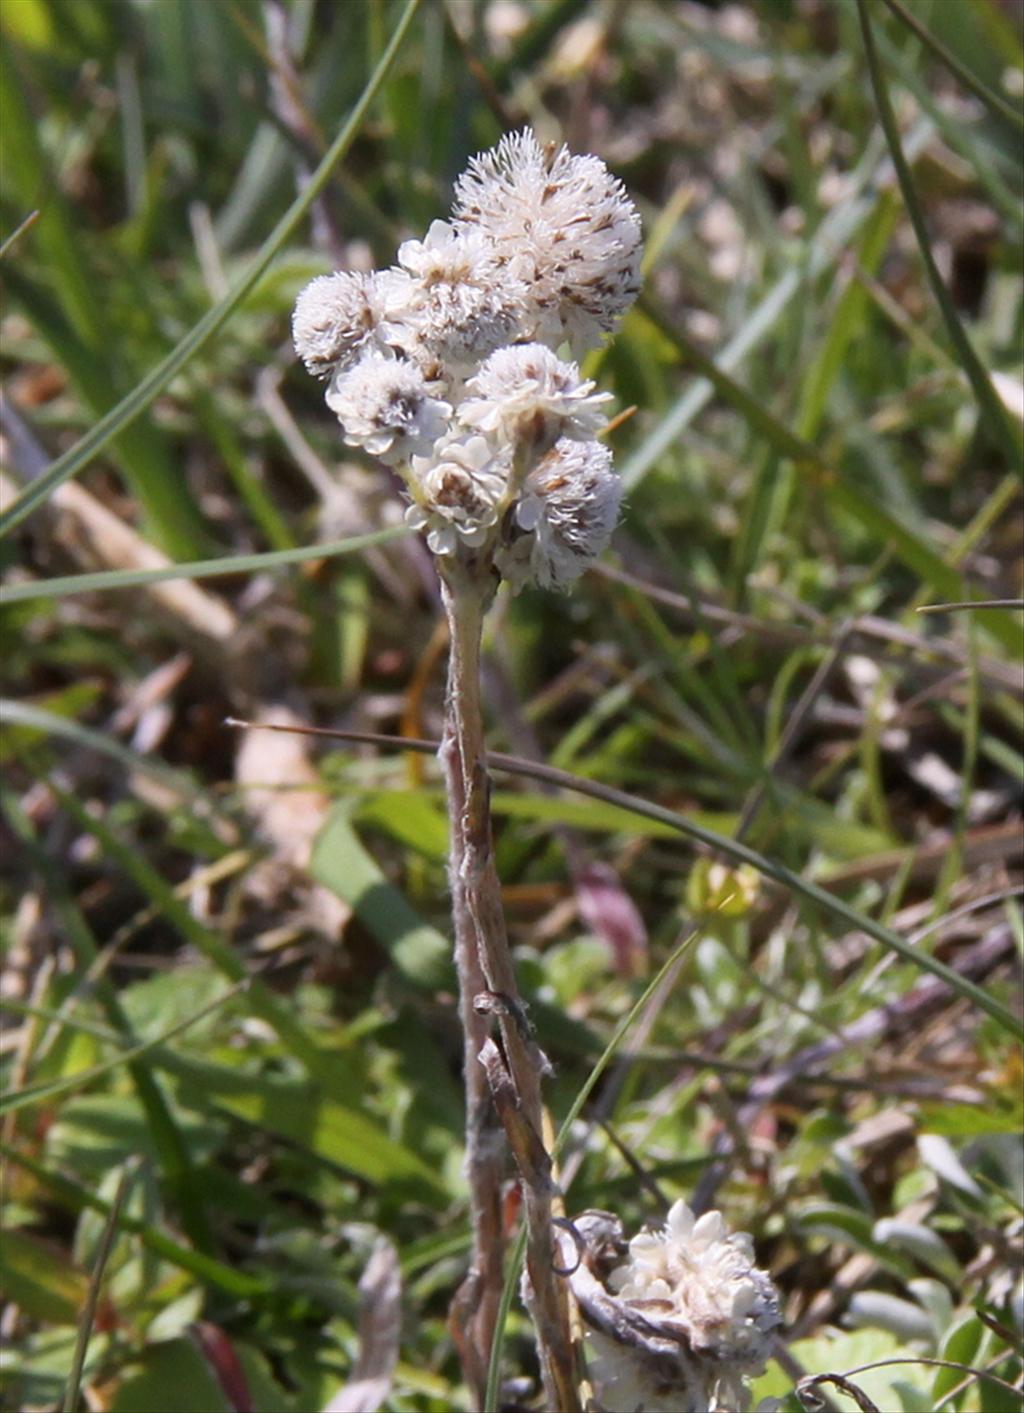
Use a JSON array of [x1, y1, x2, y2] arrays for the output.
[[0, 1141, 270, 1301], [0, 982, 248, 1118], [2, 789, 217, 1255], [238, 720, 1021, 1039], [879, 0, 1024, 128], [0, 0, 423, 541], [620, 120, 936, 490], [61, 1161, 138, 1413], [633, 297, 1021, 656], [0, 525, 410, 604], [855, 0, 1022, 474]]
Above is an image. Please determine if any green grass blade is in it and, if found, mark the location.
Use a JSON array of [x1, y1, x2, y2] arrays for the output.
[[0, 699, 219, 810], [241, 720, 1023, 1039], [61, 1161, 138, 1413], [879, 0, 1024, 128], [0, 981, 248, 1117], [0, 525, 410, 604], [0, 208, 39, 260], [632, 298, 1021, 656], [2, 788, 217, 1255], [2, 261, 213, 559], [0, 0, 423, 541], [482, 757, 1021, 1038], [620, 120, 936, 490], [856, 0, 1023, 474], [0, 1141, 271, 1301], [47, 784, 327, 1074]]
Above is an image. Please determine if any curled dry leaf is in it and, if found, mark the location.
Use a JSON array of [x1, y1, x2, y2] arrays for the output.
[[574, 861, 648, 977], [323, 1236, 402, 1413], [235, 706, 350, 937]]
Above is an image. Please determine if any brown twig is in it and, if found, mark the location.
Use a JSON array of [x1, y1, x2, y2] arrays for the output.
[[439, 560, 579, 1412]]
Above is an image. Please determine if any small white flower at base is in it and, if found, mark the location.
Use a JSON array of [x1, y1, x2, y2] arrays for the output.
[[452, 129, 643, 355], [406, 436, 510, 555], [497, 439, 621, 591], [325, 351, 452, 464], [460, 343, 611, 448], [571, 1201, 781, 1413]]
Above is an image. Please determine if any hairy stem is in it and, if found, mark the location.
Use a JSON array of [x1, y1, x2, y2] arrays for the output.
[[440, 559, 579, 1413], [442, 567, 505, 1405]]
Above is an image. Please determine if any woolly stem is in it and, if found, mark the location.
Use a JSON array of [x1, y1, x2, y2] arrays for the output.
[[439, 559, 579, 1413]]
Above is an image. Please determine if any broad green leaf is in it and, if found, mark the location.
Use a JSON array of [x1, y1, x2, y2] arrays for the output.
[[312, 805, 452, 991], [353, 790, 449, 863], [918, 1102, 1023, 1137], [108, 1340, 231, 1413], [0, 1230, 88, 1324], [753, 1329, 918, 1412], [194, 1075, 448, 1200], [934, 1314, 984, 1404]]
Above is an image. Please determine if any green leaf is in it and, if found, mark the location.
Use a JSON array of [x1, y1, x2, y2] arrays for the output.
[[353, 789, 450, 863], [487, 788, 732, 838], [108, 1340, 232, 1413], [311, 805, 453, 991], [918, 1101, 1022, 1137], [0, 1230, 88, 1324], [1, 1141, 270, 1302], [184, 1069, 449, 1200], [934, 1314, 984, 1404]]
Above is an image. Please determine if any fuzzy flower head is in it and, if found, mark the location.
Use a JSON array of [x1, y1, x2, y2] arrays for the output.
[[497, 438, 621, 591], [292, 270, 395, 378], [325, 351, 451, 463], [405, 435, 509, 555], [382, 221, 524, 373], [291, 130, 641, 589], [453, 129, 643, 354], [572, 1202, 781, 1413], [459, 343, 611, 448]]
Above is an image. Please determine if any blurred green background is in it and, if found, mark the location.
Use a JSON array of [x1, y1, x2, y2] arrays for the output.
[[1, 1, 1022, 1410]]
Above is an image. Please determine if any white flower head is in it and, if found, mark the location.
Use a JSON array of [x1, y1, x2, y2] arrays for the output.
[[292, 270, 392, 378], [395, 219, 490, 285], [405, 435, 510, 555], [460, 343, 611, 448], [383, 221, 524, 372], [452, 129, 643, 354], [573, 1202, 781, 1413], [496, 438, 621, 590], [325, 350, 451, 464]]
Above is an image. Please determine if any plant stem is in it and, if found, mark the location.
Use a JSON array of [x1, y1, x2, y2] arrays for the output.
[[442, 566, 506, 1405], [439, 559, 579, 1413]]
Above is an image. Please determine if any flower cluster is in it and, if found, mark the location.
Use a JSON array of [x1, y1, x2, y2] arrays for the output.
[[569, 1202, 781, 1413], [293, 130, 641, 591]]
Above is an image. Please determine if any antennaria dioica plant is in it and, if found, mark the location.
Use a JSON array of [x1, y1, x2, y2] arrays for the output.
[[293, 130, 781, 1413]]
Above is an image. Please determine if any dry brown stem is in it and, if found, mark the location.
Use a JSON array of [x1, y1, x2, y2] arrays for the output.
[[439, 560, 579, 1413]]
